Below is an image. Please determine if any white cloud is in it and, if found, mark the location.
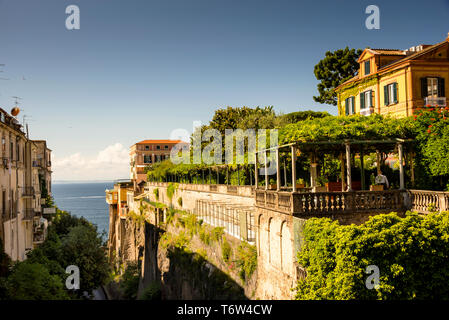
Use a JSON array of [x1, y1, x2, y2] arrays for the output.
[[52, 143, 130, 181]]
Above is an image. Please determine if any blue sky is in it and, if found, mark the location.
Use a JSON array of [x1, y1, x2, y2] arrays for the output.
[[0, 0, 448, 179]]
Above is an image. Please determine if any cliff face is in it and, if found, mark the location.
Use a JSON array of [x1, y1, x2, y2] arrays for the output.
[[110, 211, 256, 300]]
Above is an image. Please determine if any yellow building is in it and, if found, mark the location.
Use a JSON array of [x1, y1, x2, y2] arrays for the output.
[[335, 33, 449, 117]]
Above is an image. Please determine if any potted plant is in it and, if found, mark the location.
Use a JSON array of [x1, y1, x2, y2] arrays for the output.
[[369, 173, 384, 191], [269, 178, 277, 190], [296, 178, 305, 189]]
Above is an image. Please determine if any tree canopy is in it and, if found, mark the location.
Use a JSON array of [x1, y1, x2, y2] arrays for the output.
[[313, 47, 363, 106]]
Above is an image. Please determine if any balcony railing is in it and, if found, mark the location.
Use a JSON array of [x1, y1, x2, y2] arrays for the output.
[[425, 97, 446, 107], [23, 209, 35, 220], [21, 186, 34, 197]]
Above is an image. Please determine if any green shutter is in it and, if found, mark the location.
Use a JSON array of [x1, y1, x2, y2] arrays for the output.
[[438, 77, 445, 97], [421, 78, 428, 98], [369, 90, 373, 107], [360, 92, 365, 109], [345, 98, 349, 115], [393, 83, 398, 103], [384, 85, 389, 106], [351, 97, 355, 114]]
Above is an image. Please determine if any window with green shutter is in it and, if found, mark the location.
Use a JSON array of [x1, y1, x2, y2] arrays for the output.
[[345, 98, 349, 115], [364, 61, 370, 75], [438, 77, 445, 97], [393, 83, 398, 103], [384, 85, 389, 106], [360, 92, 365, 109], [351, 97, 355, 114]]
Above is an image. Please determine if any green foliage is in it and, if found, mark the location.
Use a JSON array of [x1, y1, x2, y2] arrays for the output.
[[6, 261, 69, 300], [313, 47, 363, 106], [211, 227, 225, 242], [235, 242, 257, 282], [199, 226, 211, 245], [280, 111, 331, 124], [139, 281, 161, 300], [153, 188, 159, 200], [120, 262, 140, 300], [221, 238, 232, 263], [295, 212, 449, 300], [280, 114, 414, 146], [59, 224, 110, 295], [166, 183, 179, 203], [177, 197, 183, 207]]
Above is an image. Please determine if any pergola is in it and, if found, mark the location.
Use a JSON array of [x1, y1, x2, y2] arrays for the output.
[[254, 138, 414, 192]]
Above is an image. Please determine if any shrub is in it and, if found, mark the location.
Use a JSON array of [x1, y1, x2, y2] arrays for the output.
[[199, 226, 211, 245], [120, 262, 140, 300], [295, 211, 449, 300], [177, 197, 183, 207], [221, 238, 232, 263], [211, 227, 225, 242], [139, 281, 161, 300], [153, 188, 159, 201], [236, 242, 257, 282]]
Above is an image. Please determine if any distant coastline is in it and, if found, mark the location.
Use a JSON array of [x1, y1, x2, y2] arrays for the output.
[[53, 180, 120, 184]]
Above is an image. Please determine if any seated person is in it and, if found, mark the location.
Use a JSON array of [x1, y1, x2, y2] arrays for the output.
[[375, 171, 389, 189]]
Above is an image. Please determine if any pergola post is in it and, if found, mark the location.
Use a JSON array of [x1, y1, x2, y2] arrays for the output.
[[310, 153, 317, 189], [264, 151, 268, 191], [283, 158, 287, 187], [276, 148, 281, 191], [255, 157, 259, 189], [340, 152, 345, 192], [291, 146, 297, 192], [398, 143, 405, 190], [376, 150, 381, 174], [360, 145, 365, 190], [237, 165, 240, 186], [345, 142, 352, 191]]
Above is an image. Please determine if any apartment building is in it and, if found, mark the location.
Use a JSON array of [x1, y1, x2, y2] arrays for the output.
[[129, 139, 189, 185], [336, 33, 449, 117], [0, 107, 51, 261]]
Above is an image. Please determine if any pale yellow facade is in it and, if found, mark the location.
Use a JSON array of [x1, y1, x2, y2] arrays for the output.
[[336, 35, 449, 118], [0, 108, 51, 261]]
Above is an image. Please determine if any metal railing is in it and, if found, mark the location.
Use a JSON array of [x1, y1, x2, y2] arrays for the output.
[[195, 199, 255, 243]]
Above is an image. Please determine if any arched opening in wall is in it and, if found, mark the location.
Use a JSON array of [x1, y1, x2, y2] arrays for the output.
[[267, 217, 273, 264], [280, 221, 286, 272]]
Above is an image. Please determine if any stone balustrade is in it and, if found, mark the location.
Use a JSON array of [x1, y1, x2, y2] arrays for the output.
[[255, 189, 406, 216], [146, 181, 254, 197], [407, 190, 449, 214]]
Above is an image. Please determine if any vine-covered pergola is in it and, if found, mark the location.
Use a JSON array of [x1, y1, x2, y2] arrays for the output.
[[254, 138, 414, 192]]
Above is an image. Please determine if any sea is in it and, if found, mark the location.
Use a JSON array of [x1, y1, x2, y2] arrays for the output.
[[51, 181, 114, 240]]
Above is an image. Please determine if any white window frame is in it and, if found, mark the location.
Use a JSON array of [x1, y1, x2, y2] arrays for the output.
[[427, 77, 438, 98]]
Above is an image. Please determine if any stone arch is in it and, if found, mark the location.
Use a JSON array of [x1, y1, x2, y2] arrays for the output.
[[257, 214, 263, 254], [280, 220, 286, 271], [267, 217, 273, 264], [281, 220, 292, 275]]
